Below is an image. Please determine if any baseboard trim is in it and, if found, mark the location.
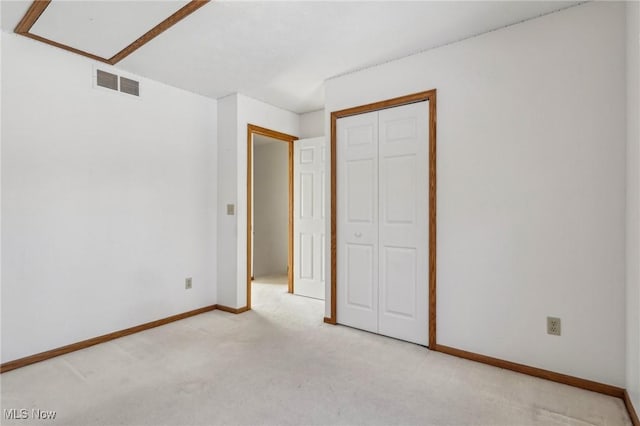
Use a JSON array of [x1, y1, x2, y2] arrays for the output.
[[216, 304, 250, 314], [624, 390, 640, 426], [434, 344, 624, 398], [435, 344, 640, 423], [323, 316, 336, 325], [0, 305, 217, 374]]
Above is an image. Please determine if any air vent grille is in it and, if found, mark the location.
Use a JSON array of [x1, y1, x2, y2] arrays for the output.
[[96, 70, 118, 91], [95, 69, 140, 97], [120, 76, 139, 97]]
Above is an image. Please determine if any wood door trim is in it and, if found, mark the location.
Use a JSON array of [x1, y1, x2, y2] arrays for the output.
[[0, 304, 217, 373], [247, 124, 298, 310], [247, 125, 298, 143], [328, 90, 437, 349], [288, 142, 295, 293], [331, 92, 437, 119], [14, 0, 209, 65]]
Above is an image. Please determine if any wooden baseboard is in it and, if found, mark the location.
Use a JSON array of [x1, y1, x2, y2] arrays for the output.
[[434, 344, 624, 398], [1, 303, 253, 373], [436, 344, 640, 424], [0, 305, 217, 373], [624, 390, 640, 426], [323, 316, 336, 325], [215, 304, 250, 314]]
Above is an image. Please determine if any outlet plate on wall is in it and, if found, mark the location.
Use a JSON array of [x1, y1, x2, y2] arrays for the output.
[[547, 317, 561, 336], [185, 277, 192, 290]]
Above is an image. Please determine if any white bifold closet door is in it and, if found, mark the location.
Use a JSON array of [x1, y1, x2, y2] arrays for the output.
[[337, 101, 429, 345], [294, 137, 326, 300]]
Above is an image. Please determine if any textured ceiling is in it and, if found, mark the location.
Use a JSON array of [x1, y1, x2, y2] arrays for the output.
[[1, 1, 580, 113]]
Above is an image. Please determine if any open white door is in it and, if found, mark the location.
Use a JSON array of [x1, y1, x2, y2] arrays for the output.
[[293, 137, 326, 300]]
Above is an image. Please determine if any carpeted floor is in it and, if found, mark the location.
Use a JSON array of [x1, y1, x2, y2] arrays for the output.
[[0, 276, 632, 425]]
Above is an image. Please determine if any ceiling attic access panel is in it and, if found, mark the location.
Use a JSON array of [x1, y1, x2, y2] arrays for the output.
[[13, 0, 210, 65]]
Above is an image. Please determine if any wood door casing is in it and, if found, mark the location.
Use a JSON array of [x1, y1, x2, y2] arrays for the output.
[[328, 90, 437, 349], [246, 124, 298, 310], [335, 102, 429, 345]]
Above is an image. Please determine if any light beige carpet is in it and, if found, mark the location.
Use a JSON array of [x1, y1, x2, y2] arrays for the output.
[[0, 277, 631, 425]]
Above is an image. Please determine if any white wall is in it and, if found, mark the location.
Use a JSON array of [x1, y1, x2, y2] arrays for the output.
[[217, 93, 299, 308], [300, 110, 324, 138], [627, 0, 640, 412], [325, 2, 626, 386], [1, 34, 218, 363], [253, 141, 289, 277], [0, 29, 3, 326], [216, 95, 238, 307]]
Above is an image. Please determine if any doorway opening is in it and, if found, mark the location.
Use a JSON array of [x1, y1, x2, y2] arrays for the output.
[[247, 124, 298, 309]]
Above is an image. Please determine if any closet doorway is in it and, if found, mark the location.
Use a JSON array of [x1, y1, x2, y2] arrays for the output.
[[328, 90, 437, 348], [247, 125, 298, 309]]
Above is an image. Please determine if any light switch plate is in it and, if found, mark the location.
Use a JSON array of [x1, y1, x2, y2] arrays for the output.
[[227, 204, 235, 215]]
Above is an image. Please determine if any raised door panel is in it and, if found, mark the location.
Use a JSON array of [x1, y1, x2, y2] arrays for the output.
[[382, 246, 417, 318], [346, 159, 375, 224], [345, 244, 375, 310], [300, 172, 314, 219], [383, 155, 416, 225], [299, 233, 313, 279], [337, 111, 379, 333]]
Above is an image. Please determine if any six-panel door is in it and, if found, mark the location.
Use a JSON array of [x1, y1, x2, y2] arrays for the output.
[[336, 102, 429, 345], [377, 102, 429, 345], [337, 111, 379, 333], [294, 137, 326, 300]]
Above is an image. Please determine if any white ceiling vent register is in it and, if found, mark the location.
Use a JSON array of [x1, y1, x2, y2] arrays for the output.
[[94, 68, 140, 97]]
